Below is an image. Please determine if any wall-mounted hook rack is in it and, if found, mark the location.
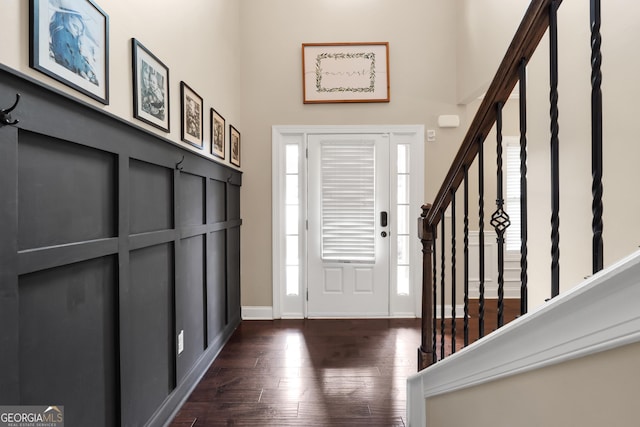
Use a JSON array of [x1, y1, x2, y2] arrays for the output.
[[175, 155, 185, 171], [0, 93, 21, 127]]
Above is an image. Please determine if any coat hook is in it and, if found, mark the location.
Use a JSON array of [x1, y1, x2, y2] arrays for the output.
[[0, 93, 21, 127], [175, 155, 184, 171]]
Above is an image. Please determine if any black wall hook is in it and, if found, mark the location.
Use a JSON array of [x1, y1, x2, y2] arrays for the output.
[[0, 93, 21, 127], [175, 155, 185, 171]]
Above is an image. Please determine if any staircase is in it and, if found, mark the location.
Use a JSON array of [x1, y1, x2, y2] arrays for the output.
[[407, 0, 640, 425], [407, 250, 640, 426]]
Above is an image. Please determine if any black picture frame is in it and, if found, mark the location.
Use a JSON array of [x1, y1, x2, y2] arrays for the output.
[[180, 81, 203, 149], [29, 0, 109, 104], [229, 124, 241, 167], [210, 108, 225, 160], [132, 39, 169, 132]]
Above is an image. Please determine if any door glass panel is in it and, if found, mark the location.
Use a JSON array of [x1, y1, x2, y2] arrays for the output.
[[320, 141, 376, 262], [397, 266, 410, 296], [397, 205, 409, 235], [285, 143, 299, 296]]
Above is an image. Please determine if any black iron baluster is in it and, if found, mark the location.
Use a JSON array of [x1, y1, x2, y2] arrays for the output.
[[491, 102, 510, 328], [463, 165, 470, 346], [450, 189, 457, 353], [478, 136, 486, 338], [591, 0, 604, 274], [549, 0, 561, 298], [432, 224, 437, 364], [519, 58, 529, 315], [440, 211, 446, 360]]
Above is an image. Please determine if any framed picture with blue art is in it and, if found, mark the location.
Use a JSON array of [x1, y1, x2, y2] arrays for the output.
[[30, 0, 109, 104]]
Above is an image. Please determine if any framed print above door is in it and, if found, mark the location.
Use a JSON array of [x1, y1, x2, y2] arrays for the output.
[[30, 0, 109, 104], [302, 42, 390, 104]]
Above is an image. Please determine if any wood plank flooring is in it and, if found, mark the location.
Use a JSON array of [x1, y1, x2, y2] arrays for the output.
[[169, 319, 422, 426]]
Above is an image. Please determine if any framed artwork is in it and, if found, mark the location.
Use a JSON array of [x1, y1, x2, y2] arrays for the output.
[[302, 42, 390, 104], [132, 39, 169, 132], [180, 81, 203, 149], [229, 125, 240, 167], [210, 108, 225, 159], [29, 0, 109, 104]]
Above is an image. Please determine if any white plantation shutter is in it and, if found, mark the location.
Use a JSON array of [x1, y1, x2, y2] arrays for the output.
[[505, 141, 521, 252], [320, 141, 376, 262]]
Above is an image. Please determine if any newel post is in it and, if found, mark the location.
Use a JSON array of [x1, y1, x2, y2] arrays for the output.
[[418, 204, 435, 371]]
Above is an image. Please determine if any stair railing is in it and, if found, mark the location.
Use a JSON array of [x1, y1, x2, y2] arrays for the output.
[[418, 0, 604, 370]]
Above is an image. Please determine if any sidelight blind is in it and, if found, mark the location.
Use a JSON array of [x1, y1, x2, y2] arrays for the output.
[[320, 141, 376, 262], [505, 141, 521, 251]]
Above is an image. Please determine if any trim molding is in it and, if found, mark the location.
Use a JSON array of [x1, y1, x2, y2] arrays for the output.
[[272, 125, 425, 319], [241, 306, 274, 320], [408, 249, 640, 426]]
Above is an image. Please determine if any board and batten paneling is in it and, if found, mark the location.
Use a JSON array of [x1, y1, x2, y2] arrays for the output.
[[0, 65, 242, 427]]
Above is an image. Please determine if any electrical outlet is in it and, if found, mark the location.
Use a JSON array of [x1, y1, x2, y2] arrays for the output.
[[178, 330, 184, 354]]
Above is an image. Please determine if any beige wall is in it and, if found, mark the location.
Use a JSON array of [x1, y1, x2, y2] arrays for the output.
[[0, 0, 242, 166], [2, 0, 468, 310], [239, 0, 468, 306], [523, 1, 640, 307], [5, 1, 638, 312], [426, 341, 640, 427], [459, 1, 640, 310], [456, 0, 529, 103]]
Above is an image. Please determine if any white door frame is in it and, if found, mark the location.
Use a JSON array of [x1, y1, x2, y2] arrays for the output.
[[272, 125, 425, 319]]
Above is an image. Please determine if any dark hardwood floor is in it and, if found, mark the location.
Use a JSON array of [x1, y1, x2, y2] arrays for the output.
[[169, 301, 518, 426], [169, 318, 422, 426]]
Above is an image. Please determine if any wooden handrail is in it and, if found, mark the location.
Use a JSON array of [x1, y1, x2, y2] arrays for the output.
[[424, 0, 562, 227], [418, 0, 563, 371]]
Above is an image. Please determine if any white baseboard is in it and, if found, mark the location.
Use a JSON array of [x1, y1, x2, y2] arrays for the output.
[[241, 306, 273, 320]]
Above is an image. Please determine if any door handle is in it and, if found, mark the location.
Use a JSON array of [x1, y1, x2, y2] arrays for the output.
[[380, 211, 388, 227]]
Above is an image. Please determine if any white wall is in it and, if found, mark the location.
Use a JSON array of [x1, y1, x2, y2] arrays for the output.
[[0, 0, 242, 166]]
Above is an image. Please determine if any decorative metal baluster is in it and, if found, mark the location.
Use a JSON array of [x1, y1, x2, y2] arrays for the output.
[[450, 189, 457, 353], [432, 224, 437, 364], [519, 58, 529, 315], [591, 0, 604, 274], [463, 166, 470, 346], [549, 0, 561, 298], [478, 136, 486, 338], [491, 102, 510, 328], [440, 211, 446, 360]]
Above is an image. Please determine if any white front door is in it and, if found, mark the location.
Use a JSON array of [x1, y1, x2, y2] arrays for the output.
[[307, 133, 390, 317]]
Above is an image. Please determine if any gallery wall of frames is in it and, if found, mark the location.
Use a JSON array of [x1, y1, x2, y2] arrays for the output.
[[29, 0, 241, 167], [0, 3, 243, 423]]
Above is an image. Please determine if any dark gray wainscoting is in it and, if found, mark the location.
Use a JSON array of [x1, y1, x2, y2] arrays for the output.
[[0, 65, 242, 427]]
